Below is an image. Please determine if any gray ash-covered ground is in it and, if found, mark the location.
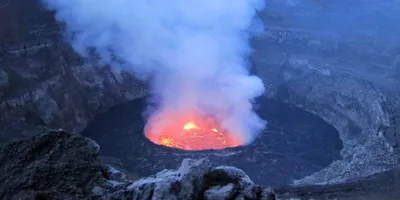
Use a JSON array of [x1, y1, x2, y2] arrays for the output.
[[82, 97, 343, 187]]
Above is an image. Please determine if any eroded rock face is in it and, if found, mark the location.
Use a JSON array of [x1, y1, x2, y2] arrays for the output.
[[0, 130, 276, 200], [0, 0, 146, 143]]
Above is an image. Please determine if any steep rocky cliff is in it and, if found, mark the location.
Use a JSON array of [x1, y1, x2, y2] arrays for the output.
[[0, 0, 146, 143]]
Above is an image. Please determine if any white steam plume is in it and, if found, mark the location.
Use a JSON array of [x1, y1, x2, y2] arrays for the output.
[[42, 0, 267, 145]]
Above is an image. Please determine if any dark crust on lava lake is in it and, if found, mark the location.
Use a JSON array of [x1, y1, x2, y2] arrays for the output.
[[82, 97, 343, 187]]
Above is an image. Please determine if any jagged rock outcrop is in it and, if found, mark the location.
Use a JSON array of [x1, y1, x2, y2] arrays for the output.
[[104, 159, 275, 200], [0, 130, 110, 199], [0, 130, 276, 200]]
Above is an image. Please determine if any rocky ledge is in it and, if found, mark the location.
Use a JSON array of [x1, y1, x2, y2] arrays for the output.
[[0, 130, 276, 200]]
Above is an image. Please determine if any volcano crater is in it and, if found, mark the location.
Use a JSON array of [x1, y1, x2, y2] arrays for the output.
[[82, 97, 343, 186]]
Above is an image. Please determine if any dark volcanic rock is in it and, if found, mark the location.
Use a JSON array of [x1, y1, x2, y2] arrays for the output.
[[0, 130, 276, 200], [0, 130, 109, 199]]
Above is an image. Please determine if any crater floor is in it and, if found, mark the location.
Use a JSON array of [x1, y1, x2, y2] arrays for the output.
[[82, 97, 343, 186]]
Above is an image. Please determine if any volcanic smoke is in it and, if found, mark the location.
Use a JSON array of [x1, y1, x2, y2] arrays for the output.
[[43, 0, 267, 150]]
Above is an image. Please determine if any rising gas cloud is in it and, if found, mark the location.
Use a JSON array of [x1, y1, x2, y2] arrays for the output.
[[42, 0, 267, 144]]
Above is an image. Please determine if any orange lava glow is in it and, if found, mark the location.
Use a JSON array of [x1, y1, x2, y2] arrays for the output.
[[145, 116, 243, 150]]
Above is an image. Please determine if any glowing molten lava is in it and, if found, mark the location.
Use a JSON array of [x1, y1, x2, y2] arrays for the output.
[[145, 116, 243, 151], [183, 122, 199, 130]]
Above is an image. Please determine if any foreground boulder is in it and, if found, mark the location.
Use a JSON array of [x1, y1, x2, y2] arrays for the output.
[[104, 159, 275, 200], [0, 130, 275, 200]]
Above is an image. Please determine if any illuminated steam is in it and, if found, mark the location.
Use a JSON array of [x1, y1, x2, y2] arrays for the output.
[[42, 0, 266, 145]]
